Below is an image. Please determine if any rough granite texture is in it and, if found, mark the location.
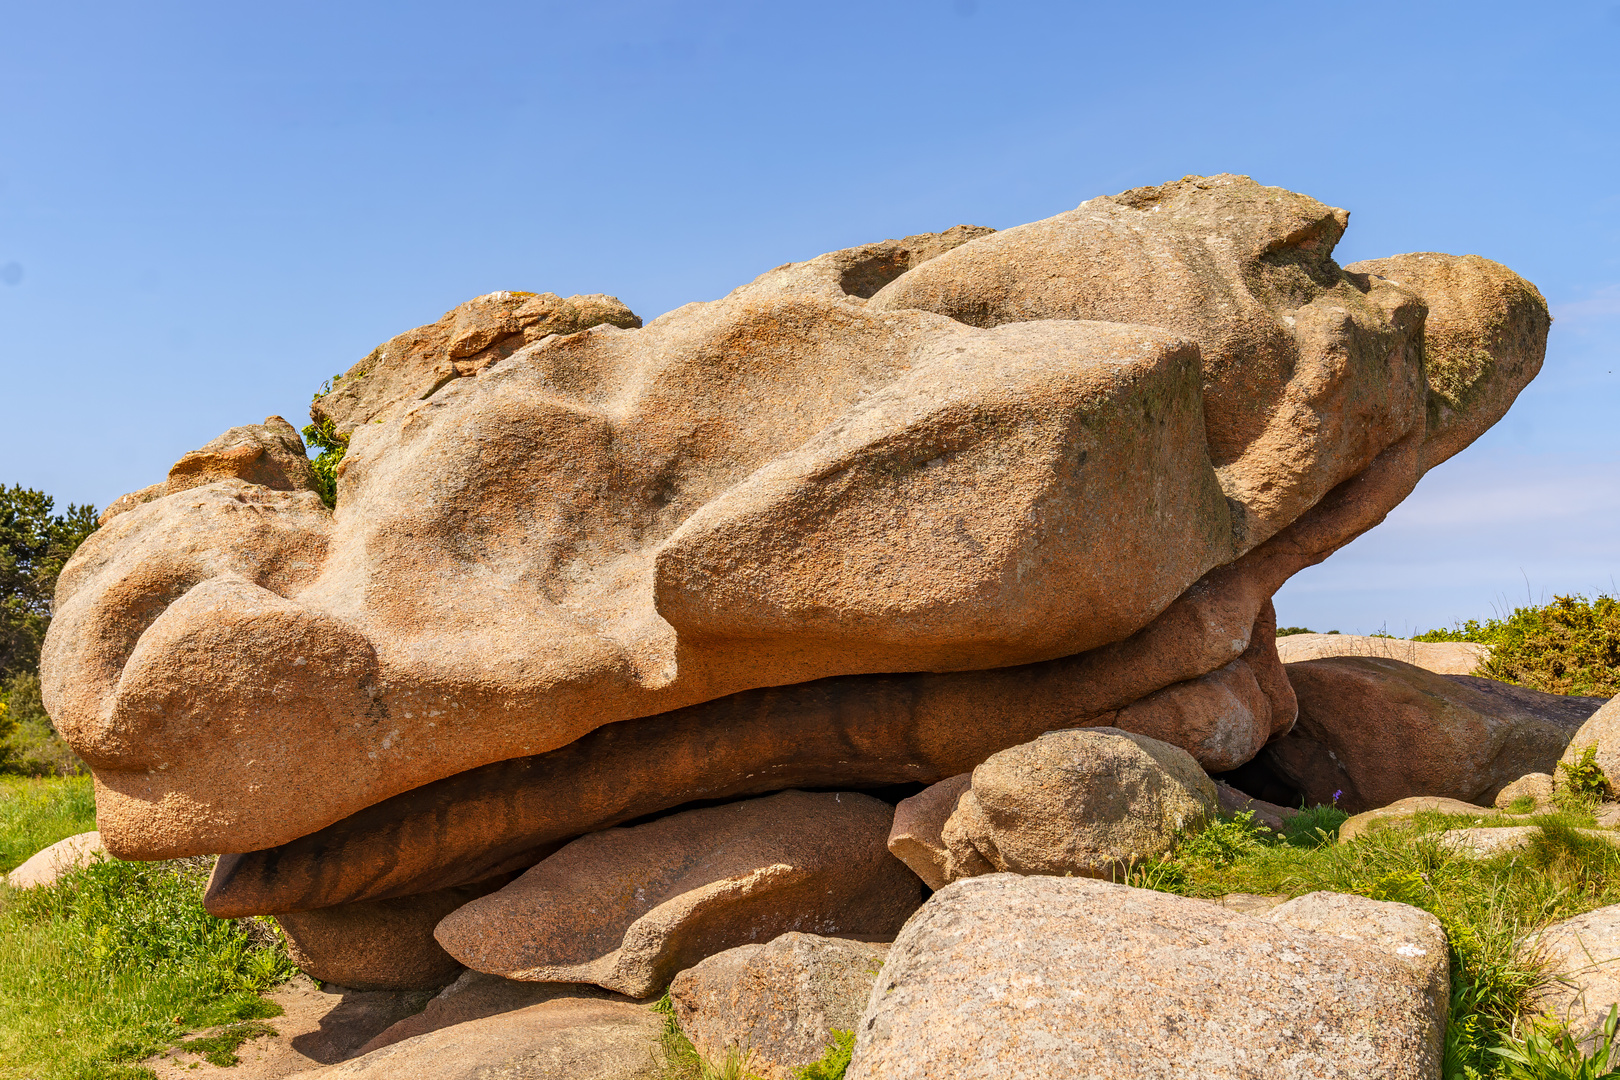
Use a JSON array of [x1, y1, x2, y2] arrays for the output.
[[1268, 656, 1602, 813], [286, 996, 664, 1080], [40, 176, 1548, 892], [885, 774, 971, 891], [1275, 632, 1488, 674], [1533, 902, 1620, 1046], [670, 933, 888, 1079], [846, 875, 1447, 1080], [435, 790, 920, 997], [1560, 697, 1620, 792], [941, 728, 1218, 882]]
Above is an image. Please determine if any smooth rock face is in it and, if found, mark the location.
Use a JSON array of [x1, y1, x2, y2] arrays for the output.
[[1266, 657, 1600, 813], [1496, 772, 1556, 810], [1534, 903, 1620, 1045], [1338, 796, 1492, 843], [293, 996, 665, 1080], [940, 728, 1218, 882], [670, 933, 888, 1079], [435, 791, 921, 998], [5, 831, 104, 888], [1275, 632, 1488, 675], [1560, 697, 1620, 793], [275, 882, 506, 991], [886, 774, 971, 891], [41, 175, 1550, 864], [358, 970, 624, 1054], [846, 875, 1448, 1080]]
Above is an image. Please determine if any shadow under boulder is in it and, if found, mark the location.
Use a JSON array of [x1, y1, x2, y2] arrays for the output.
[[1262, 656, 1608, 814]]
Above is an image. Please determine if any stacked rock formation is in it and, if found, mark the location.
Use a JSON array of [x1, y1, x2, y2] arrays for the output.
[[40, 173, 1549, 993]]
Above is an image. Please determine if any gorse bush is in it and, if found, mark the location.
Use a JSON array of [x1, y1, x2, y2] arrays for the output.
[[1416, 594, 1620, 697]]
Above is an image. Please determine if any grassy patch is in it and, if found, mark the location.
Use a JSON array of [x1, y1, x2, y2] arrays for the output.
[[0, 854, 295, 1080], [1123, 810, 1620, 1077], [0, 774, 96, 873], [175, 1021, 280, 1067]]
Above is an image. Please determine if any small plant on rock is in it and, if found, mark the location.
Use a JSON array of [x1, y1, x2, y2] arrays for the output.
[[794, 1029, 856, 1080], [1556, 746, 1611, 811], [1490, 1004, 1620, 1079]]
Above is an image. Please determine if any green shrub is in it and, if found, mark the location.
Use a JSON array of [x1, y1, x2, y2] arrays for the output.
[[1557, 746, 1612, 810], [1416, 594, 1620, 697], [300, 414, 348, 511], [1276, 626, 1313, 637], [794, 1030, 855, 1080], [1178, 811, 1267, 866]]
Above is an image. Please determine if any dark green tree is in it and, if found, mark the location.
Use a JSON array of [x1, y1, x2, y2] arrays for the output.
[[0, 485, 98, 683]]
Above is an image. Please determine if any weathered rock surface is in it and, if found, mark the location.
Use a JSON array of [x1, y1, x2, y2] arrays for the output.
[[1266, 657, 1601, 813], [289, 996, 665, 1080], [206, 596, 1291, 916], [142, 975, 435, 1080], [1496, 772, 1555, 811], [274, 881, 507, 991], [1339, 796, 1493, 843], [41, 175, 1549, 876], [670, 933, 887, 1079], [5, 830, 104, 888], [99, 418, 321, 526], [940, 728, 1218, 882], [1276, 632, 1489, 674], [435, 791, 920, 998], [846, 875, 1448, 1079], [1534, 903, 1620, 1045], [358, 970, 624, 1054], [885, 774, 970, 891], [310, 291, 643, 440], [1560, 697, 1620, 793]]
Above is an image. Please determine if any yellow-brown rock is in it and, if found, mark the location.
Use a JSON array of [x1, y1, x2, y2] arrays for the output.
[[39, 176, 1549, 874]]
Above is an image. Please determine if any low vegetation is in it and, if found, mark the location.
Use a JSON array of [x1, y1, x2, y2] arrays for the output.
[[1122, 805, 1620, 1078], [653, 992, 855, 1080], [1415, 594, 1620, 698], [0, 778, 295, 1080]]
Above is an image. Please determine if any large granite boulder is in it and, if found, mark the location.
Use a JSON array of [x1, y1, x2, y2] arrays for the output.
[[433, 790, 920, 998], [1266, 657, 1605, 812], [669, 933, 888, 1079], [5, 831, 105, 889], [1533, 902, 1620, 1046], [285, 995, 665, 1080], [40, 177, 1547, 936], [938, 728, 1218, 882], [1276, 632, 1488, 675], [1559, 697, 1620, 793], [275, 880, 509, 991], [846, 875, 1448, 1079]]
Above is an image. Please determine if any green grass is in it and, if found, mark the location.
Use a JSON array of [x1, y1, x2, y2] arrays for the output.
[[1124, 810, 1620, 1078], [0, 775, 96, 873], [0, 780, 296, 1080]]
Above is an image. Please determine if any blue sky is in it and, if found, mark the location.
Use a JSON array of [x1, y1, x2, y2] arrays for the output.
[[2, 0, 1616, 635]]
